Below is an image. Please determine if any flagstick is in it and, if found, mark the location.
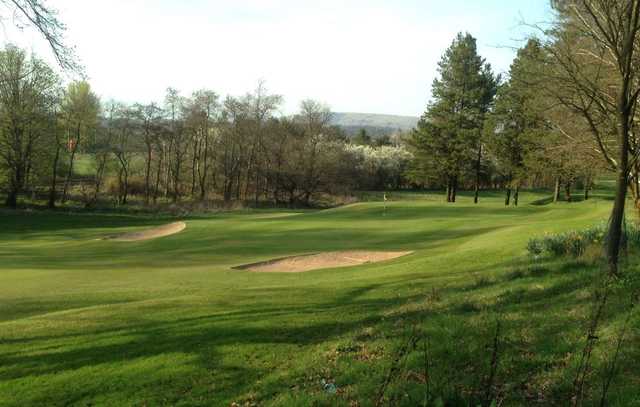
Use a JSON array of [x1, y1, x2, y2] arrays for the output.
[[383, 192, 387, 216]]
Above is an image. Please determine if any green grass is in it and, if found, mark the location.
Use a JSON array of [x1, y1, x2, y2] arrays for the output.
[[1, 190, 638, 406], [71, 154, 96, 177], [73, 153, 145, 178]]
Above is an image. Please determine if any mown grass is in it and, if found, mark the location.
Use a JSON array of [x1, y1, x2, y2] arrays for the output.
[[0, 189, 638, 406]]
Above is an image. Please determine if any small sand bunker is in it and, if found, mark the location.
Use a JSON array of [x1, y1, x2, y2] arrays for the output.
[[235, 250, 413, 273], [105, 221, 186, 242]]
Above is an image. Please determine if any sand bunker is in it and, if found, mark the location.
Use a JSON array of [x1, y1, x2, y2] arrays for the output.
[[105, 221, 186, 242], [235, 250, 413, 273]]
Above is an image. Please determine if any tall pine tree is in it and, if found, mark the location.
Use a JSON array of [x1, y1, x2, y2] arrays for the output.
[[411, 32, 496, 202], [485, 39, 548, 206]]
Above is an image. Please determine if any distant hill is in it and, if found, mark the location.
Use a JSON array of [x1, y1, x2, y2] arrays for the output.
[[331, 112, 419, 137]]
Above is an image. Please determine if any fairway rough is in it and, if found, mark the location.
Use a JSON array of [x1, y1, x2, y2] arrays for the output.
[[234, 250, 413, 273], [105, 221, 186, 242]]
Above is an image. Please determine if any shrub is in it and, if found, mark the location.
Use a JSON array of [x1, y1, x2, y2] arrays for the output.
[[526, 222, 640, 258], [580, 244, 603, 265], [542, 233, 569, 257], [526, 238, 544, 256], [126, 176, 146, 196], [625, 223, 640, 248], [565, 232, 586, 257]]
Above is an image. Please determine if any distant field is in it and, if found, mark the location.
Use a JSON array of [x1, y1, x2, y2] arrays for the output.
[[331, 112, 419, 136], [72, 153, 145, 178], [0, 188, 638, 405]]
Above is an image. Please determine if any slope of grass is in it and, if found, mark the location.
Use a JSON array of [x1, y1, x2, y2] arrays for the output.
[[0, 190, 638, 406]]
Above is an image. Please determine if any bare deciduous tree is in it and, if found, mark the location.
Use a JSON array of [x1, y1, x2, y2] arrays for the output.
[[0, 45, 58, 208], [547, 0, 640, 275], [1, 0, 78, 71]]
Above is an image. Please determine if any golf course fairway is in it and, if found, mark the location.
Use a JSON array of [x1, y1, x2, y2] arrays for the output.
[[1, 190, 638, 406]]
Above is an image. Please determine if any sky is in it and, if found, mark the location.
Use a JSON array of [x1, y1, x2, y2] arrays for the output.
[[1, 0, 553, 116]]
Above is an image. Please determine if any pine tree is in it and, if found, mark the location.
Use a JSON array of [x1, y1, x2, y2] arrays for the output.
[[412, 32, 496, 202], [485, 39, 548, 206]]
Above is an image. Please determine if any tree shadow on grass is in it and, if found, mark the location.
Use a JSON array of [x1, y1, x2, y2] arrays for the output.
[[2, 258, 637, 406], [0, 285, 422, 405], [0, 211, 173, 240]]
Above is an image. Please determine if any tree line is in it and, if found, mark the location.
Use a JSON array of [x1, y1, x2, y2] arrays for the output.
[[409, 0, 640, 275], [0, 47, 412, 209], [409, 32, 601, 205]]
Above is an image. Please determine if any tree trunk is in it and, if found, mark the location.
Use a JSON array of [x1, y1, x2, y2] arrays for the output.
[[191, 141, 198, 198], [144, 145, 152, 205], [122, 176, 128, 205], [513, 184, 519, 207], [199, 177, 207, 201], [473, 144, 482, 204], [5, 168, 20, 208], [627, 165, 640, 217], [91, 156, 107, 207], [120, 168, 129, 205], [608, 165, 628, 276], [446, 181, 452, 203], [153, 151, 163, 204], [235, 171, 242, 201], [48, 144, 61, 209], [254, 169, 260, 207], [607, 104, 631, 276], [62, 124, 81, 204], [263, 175, 270, 203], [24, 143, 33, 200], [173, 155, 181, 203], [5, 188, 18, 208], [289, 189, 296, 208], [199, 136, 209, 201], [164, 144, 171, 198], [553, 177, 561, 203], [504, 188, 511, 206], [584, 177, 591, 201], [532, 173, 540, 189], [451, 176, 457, 203], [226, 181, 231, 203], [565, 181, 572, 202]]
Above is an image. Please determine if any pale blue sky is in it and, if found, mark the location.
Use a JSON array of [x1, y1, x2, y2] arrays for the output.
[[3, 0, 553, 116]]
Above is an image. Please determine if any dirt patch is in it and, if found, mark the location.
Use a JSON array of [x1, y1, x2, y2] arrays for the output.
[[234, 250, 413, 273], [105, 222, 186, 242]]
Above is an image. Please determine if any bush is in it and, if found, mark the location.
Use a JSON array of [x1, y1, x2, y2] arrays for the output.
[[126, 176, 146, 196], [526, 223, 640, 258], [542, 233, 570, 257], [626, 223, 640, 248], [105, 176, 146, 197], [526, 238, 544, 256], [580, 243, 603, 265], [565, 232, 586, 257]]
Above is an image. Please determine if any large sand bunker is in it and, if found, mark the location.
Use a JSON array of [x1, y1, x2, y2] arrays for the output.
[[235, 250, 413, 273], [105, 221, 186, 242]]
